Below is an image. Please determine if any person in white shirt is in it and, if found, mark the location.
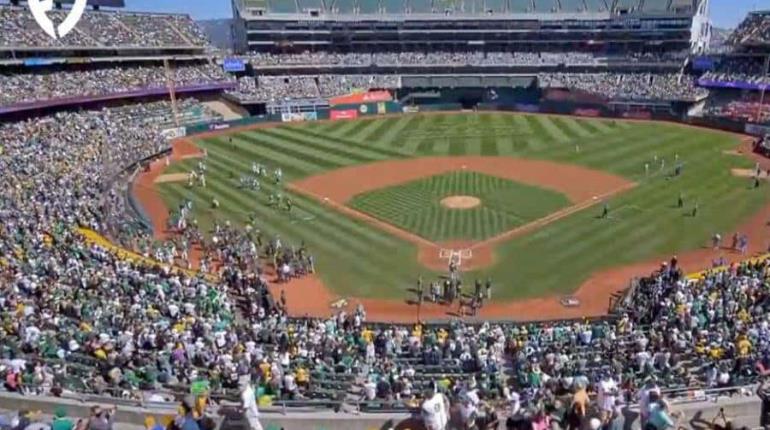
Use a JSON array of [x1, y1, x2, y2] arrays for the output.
[[597, 374, 619, 420], [421, 385, 449, 430], [240, 377, 263, 430]]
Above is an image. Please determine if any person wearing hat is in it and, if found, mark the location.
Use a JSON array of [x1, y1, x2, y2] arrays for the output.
[[239, 376, 263, 430], [51, 407, 73, 430]]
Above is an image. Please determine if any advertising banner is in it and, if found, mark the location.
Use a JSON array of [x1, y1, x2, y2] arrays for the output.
[[330, 109, 359, 120], [402, 105, 420, 113], [377, 102, 387, 114], [281, 112, 319, 122], [746, 123, 770, 136], [622, 110, 652, 120], [208, 123, 231, 131], [160, 126, 187, 140], [574, 108, 601, 117], [330, 90, 392, 106], [223, 58, 246, 73]]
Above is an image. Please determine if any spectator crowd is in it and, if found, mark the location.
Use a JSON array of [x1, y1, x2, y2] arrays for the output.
[[728, 12, 770, 47], [246, 51, 686, 68], [0, 63, 231, 108], [228, 75, 400, 101], [0, 5, 209, 48], [539, 73, 708, 101]]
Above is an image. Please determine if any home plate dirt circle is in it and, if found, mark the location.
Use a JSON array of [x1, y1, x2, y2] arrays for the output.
[[441, 195, 481, 209]]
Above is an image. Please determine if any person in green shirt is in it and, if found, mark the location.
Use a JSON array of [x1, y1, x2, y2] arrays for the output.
[[51, 406, 73, 430]]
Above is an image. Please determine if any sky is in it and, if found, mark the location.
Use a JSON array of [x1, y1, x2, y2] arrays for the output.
[[121, 0, 770, 28]]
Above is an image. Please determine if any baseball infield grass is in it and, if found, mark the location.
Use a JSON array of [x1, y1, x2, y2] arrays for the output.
[[349, 171, 571, 242], [156, 112, 768, 301]]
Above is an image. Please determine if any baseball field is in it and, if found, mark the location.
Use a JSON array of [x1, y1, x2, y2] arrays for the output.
[[147, 112, 770, 318]]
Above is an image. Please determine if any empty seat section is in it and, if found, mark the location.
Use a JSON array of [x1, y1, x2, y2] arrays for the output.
[[359, 0, 379, 13], [332, 0, 356, 13], [533, 0, 556, 11], [584, 0, 607, 11], [297, 0, 324, 10], [509, 0, 531, 12], [269, 0, 298, 12], [382, 0, 404, 13], [614, 0, 638, 11], [642, 0, 668, 12], [484, 0, 507, 13], [409, 0, 433, 13], [464, 0, 484, 13], [560, 0, 585, 11]]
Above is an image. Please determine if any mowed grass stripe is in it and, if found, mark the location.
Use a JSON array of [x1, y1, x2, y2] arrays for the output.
[[346, 118, 380, 140], [238, 133, 343, 171], [532, 115, 571, 143], [550, 117, 583, 140], [284, 127, 409, 159], [559, 117, 594, 138], [261, 128, 381, 164], [211, 136, 320, 176], [249, 130, 363, 167], [382, 115, 424, 148]]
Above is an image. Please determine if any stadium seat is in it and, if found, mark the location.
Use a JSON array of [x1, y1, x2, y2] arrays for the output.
[[297, 0, 325, 11], [509, 0, 531, 12], [533, 0, 557, 12], [484, 0, 508, 13], [244, 0, 269, 9], [382, 0, 405, 13], [359, 0, 380, 14], [559, 0, 585, 12], [669, 0, 693, 11], [642, 0, 668, 12], [408, 0, 433, 13], [583, 0, 607, 11], [613, 0, 639, 11], [330, 0, 356, 12], [269, 0, 299, 13], [464, 0, 485, 13]]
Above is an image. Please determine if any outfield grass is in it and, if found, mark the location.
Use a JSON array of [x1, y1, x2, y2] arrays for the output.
[[349, 171, 571, 242], [156, 112, 768, 300]]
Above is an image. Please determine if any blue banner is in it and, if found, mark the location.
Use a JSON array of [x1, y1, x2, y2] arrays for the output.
[[698, 78, 770, 91], [24, 58, 59, 67], [223, 58, 246, 73]]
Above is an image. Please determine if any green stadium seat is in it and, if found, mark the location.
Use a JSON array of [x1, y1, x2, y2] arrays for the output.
[[409, 0, 432, 13], [584, 0, 607, 11], [244, 0, 268, 8], [297, 0, 324, 10], [465, 0, 484, 13], [432, 0, 458, 12], [642, 0, 668, 12], [382, 0, 404, 13], [533, 0, 557, 11], [670, 0, 692, 11], [332, 0, 355, 13], [269, 0, 298, 12], [509, 0, 531, 12], [613, 0, 638, 11], [560, 0, 585, 11], [484, 0, 507, 13], [359, 0, 379, 13]]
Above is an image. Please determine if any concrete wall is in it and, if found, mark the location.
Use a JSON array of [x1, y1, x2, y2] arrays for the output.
[[0, 391, 761, 430]]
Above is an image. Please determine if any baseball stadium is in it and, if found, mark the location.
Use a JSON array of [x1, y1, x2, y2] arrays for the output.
[[4, 0, 770, 428]]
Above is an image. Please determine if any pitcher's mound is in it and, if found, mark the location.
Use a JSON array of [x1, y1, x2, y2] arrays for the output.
[[441, 195, 481, 209]]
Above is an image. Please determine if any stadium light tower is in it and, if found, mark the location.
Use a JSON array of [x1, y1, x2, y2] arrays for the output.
[[163, 58, 180, 127]]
